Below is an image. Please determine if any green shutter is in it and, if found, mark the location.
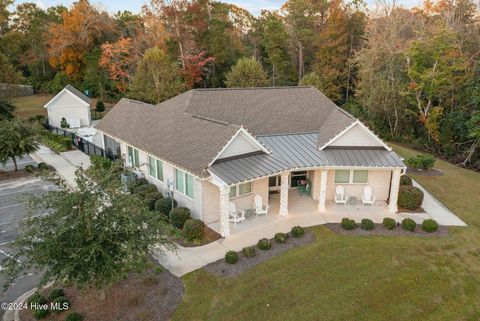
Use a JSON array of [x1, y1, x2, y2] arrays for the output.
[[156, 159, 163, 181], [185, 174, 193, 198], [149, 156, 156, 177], [134, 149, 139, 167], [128, 146, 134, 165], [229, 186, 237, 198], [175, 169, 184, 192]]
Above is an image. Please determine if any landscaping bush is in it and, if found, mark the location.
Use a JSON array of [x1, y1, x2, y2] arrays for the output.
[[133, 183, 158, 198], [383, 217, 396, 230], [169, 207, 191, 229], [402, 218, 416, 232], [66, 312, 84, 321], [155, 197, 178, 216], [143, 192, 163, 211], [242, 246, 256, 258], [60, 117, 70, 128], [400, 175, 413, 186], [398, 186, 424, 210], [225, 251, 238, 264], [183, 219, 204, 241], [28, 292, 47, 305], [257, 238, 271, 250], [361, 219, 374, 230], [127, 178, 148, 193], [290, 225, 305, 238], [48, 288, 65, 301], [25, 164, 35, 172], [37, 162, 48, 170], [90, 155, 112, 170], [422, 219, 438, 233], [405, 154, 436, 170], [52, 296, 70, 312], [33, 308, 49, 320], [341, 218, 356, 230], [39, 130, 72, 153], [274, 232, 288, 243]]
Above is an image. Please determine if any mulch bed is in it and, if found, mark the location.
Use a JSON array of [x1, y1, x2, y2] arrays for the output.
[[398, 206, 426, 213], [175, 225, 221, 247], [406, 168, 444, 176], [20, 267, 184, 321], [326, 223, 449, 237], [203, 231, 316, 277]]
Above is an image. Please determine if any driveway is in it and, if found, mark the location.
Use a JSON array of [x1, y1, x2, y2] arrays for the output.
[[0, 178, 56, 319]]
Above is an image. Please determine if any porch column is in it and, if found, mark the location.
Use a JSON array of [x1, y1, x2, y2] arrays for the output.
[[279, 172, 289, 216], [219, 185, 230, 237], [388, 169, 401, 214], [318, 169, 328, 212]]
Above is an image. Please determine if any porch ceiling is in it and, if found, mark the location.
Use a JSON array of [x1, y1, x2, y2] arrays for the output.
[[209, 132, 405, 185]]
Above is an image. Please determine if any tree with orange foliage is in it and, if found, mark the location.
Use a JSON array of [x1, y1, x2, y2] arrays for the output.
[[100, 37, 138, 93], [183, 51, 215, 88], [47, 0, 114, 78]]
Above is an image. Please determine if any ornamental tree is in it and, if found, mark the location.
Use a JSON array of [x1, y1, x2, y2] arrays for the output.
[[2, 161, 175, 291], [0, 120, 38, 171]]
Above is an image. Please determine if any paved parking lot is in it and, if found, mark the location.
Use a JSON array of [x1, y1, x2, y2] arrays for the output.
[[0, 178, 56, 319], [0, 155, 37, 172]]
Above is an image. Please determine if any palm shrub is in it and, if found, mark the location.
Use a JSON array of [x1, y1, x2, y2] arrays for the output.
[[257, 238, 271, 250], [361, 219, 374, 230], [341, 218, 356, 230], [422, 219, 438, 233], [290, 226, 305, 238], [242, 246, 256, 258], [183, 219, 204, 241], [225, 251, 238, 264], [274, 232, 287, 243], [402, 218, 416, 231], [169, 207, 191, 229], [155, 197, 177, 216], [398, 186, 424, 210], [383, 217, 396, 230]]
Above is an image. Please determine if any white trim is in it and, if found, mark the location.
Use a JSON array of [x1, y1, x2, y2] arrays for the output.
[[318, 120, 392, 151], [44, 87, 90, 108], [208, 127, 271, 167]]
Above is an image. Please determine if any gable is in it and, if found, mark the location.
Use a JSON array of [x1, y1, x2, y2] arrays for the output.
[[44, 89, 90, 108], [217, 131, 263, 160], [327, 122, 389, 149]]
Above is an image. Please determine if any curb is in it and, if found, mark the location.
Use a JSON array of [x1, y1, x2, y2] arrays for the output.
[[2, 282, 54, 321]]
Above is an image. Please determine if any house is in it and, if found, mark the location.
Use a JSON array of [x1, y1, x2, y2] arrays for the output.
[[95, 86, 406, 237], [44, 85, 91, 128]]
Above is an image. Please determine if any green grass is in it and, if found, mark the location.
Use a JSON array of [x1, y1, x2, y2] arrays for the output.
[[174, 144, 480, 321]]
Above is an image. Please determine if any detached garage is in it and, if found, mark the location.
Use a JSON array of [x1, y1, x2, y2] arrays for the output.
[[44, 85, 91, 128]]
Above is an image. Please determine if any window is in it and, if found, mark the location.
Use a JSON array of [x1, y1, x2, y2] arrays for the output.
[[229, 182, 252, 198], [149, 156, 156, 177], [156, 159, 163, 181], [334, 170, 369, 184], [127, 146, 139, 167], [175, 169, 193, 198]]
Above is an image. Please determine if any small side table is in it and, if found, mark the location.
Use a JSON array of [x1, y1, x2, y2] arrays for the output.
[[348, 196, 357, 206], [245, 209, 255, 220]]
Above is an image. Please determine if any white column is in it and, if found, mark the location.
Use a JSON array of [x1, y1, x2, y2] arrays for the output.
[[318, 169, 328, 212], [219, 185, 230, 237], [388, 169, 401, 214], [279, 172, 289, 216]]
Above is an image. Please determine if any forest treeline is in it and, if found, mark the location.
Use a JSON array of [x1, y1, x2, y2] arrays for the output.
[[0, 0, 479, 169]]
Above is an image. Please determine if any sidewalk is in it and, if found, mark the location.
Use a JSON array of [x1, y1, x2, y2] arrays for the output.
[[30, 146, 91, 188]]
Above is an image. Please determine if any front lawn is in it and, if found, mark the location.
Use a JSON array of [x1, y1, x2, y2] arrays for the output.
[[175, 145, 480, 321], [10, 94, 53, 119]]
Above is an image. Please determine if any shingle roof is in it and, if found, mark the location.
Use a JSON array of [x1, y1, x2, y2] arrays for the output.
[[210, 133, 406, 185], [65, 84, 91, 104], [95, 87, 365, 178]]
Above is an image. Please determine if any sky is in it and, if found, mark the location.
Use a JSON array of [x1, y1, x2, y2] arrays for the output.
[[16, 0, 422, 15]]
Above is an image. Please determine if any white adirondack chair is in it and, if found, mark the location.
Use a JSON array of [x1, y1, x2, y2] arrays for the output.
[[229, 202, 246, 225], [361, 185, 376, 205], [254, 194, 269, 216], [334, 185, 348, 205]]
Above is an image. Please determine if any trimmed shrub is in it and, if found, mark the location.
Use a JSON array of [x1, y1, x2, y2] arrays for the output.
[[257, 238, 272, 250], [60, 117, 70, 128], [402, 218, 416, 232], [144, 192, 163, 211], [66, 312, 84, 321], [133, 183, 158, 198], [383, 217, 396, 230], [48, 288, 65, 301], [274, 232, 287, 243], [398, 186, 424, 210], [33, 308, 49, 320], [422, 219, 438, 233], [155, 197, 178, 216], [28, 292, 47, 305], [37, 162, 48, 170], [242, 246, 256, 258], [405, 154, 436, 170], [290, 225, 305, 238], [341, 218, 356, 230], [225, 251, 238, 264], [90, 155, 111, 170], [169, 207, 191, 229], [25, 164, 35, 172], [400, 175, 413, 186], [127, 178, 148, 193], [361, 219, 374, 230], [52, 296, 70, 312], [183, 219, 204, 241]]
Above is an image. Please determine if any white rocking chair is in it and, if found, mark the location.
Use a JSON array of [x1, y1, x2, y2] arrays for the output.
[[254, 194, 269, 216], [228, 202, 246, 226], [334, 185, 348, 205], [361, 185, 376, 205]]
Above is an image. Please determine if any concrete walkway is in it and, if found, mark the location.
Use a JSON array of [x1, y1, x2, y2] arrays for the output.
[[30, 146, 91, 188]]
